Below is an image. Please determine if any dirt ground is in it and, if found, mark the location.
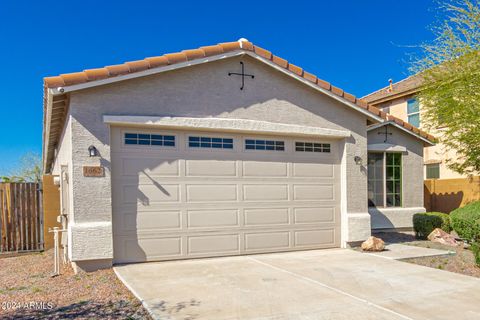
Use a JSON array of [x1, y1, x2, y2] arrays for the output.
[[0, 250, 151, 319], [374, 231, 480, 278]]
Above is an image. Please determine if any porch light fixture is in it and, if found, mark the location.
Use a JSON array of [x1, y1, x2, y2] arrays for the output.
[[354, 156, 363, 165], [88, 145, 99, 157]]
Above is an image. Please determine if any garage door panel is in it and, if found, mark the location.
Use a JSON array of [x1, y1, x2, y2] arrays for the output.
[[243, 161, 288, 177], [293, 163, 334, 178], [293, 207, 335, 223], [122, 158, 180, 177], [243, 184, 289, 201], [187, 209, 239, 228], [123, 184, 180, 204], [244, 208, 289, 226], [116, 236, 182, 262], [294, 229, 335, 247], [293, 184, 334, 201], [120, 210, 182, 233], [186, 184, 237, 202], [245, 231, 290, 251], [186, 160, 237, 177], [187, 234, 239, 254]]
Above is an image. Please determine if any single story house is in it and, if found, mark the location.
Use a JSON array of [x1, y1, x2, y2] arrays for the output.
[[43, 39, 435, 272]]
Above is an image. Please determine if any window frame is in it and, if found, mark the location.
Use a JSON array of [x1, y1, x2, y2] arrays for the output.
[[243, 138, 286, 152], [122, 131, 177, 149], [426, 163, 440, 179], [187, 135, 234, 151], [368, 152, 403, 208], [295, 141, 331, 153], [407, 98, 420, 128]]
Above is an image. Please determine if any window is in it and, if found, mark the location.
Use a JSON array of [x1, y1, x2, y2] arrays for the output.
[[295, 142, 330, 153], [407, 98, 420, 127], [426, 163, 440, 179], [368, 152, 402, 207], [189, 136, 233, 149], [124, 133, 175, 146], [245, 139, 284, 151]]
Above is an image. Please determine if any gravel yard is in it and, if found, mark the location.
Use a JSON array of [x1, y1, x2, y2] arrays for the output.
[[374, 231, 480, 278], [0, 250, 150, 319]]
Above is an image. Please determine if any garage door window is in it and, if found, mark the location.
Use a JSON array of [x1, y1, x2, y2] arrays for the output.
[[295, 142, 330, 153], [124, 133, 175, 146], [189, 136, 233, 149], [245, 139, 284, 151]]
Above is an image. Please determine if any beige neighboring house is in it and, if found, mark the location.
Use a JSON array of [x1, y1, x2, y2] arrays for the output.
[[363, 75, 463, 180], [42, 39, 434, 272]]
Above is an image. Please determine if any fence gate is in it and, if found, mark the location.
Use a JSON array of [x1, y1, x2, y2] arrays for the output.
[[0, 183, 44, 253]]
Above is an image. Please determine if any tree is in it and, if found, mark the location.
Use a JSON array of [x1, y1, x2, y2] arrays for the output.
[[1, 152, 42, 183], [411, 0, 480, 176]]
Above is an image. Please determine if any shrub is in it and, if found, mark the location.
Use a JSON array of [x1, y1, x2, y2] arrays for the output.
[[413, 212, 452, 239], [471, 242, 480, 267], [450, 201, 480, 242]]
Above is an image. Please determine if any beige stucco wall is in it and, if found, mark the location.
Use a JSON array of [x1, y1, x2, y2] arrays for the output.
[[367, 125, 426, 229], [58, 54, 373, 267], [377, 95, 465, 180]]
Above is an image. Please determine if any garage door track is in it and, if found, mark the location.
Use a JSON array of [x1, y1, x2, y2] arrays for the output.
[[115, 249, 480, 320]]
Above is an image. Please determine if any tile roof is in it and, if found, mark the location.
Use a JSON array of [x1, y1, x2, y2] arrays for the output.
[[362, 74, 423, 104], [43, 39, 435, 143]]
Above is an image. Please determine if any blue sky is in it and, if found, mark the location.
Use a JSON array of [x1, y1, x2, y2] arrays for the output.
[[0, 0, 442, 175]]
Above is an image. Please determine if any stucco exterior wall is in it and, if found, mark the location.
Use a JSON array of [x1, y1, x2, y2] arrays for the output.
[[377, 94, 464, 180], [63, 54, 371, 265], [367, 125, 426, 229]]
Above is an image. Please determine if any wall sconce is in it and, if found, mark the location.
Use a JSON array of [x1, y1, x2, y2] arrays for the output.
[[354, 156, 363, 165], [88, 145, 99, 157]]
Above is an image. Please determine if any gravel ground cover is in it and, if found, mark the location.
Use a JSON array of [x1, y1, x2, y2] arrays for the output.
[[373, 231, 480, 278], [0, 249, 151, 319]]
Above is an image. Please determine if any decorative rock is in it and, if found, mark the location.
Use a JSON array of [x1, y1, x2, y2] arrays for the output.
[[361, 236, 385, 252], [427, 228, 459, 247]]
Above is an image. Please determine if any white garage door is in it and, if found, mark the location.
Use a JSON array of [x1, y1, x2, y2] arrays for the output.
[[111, 127, 341, 263]]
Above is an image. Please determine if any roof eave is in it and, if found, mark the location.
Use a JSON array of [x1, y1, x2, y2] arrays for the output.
[[367, 121, 435, 146]]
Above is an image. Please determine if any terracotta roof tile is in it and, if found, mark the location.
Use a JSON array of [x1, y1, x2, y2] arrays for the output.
[[317, 79, 331, 90], [253, 46, 273, 60], [303, 71, 317, 84], [343, 92, 356, 103], [331, 85, 344, 97], [104, 64, 130, 76], [43, 39, 434, 143], [145, 56, 169, 68], [240, 41, 254, 51], [164, 52, 187, 64], [44, 76, 65, 88], [218, 41, 241, 52], [288, 63, 303, 76], [125, 60, 150, 72], [60, 72, 88, 85], [362, 74, 423, 104], [200, 45, 224, 56], [272, 55, 288, 68], [356, 99, 368, 109], [84, 68, 109, 81], [182, 49, 205, 60]]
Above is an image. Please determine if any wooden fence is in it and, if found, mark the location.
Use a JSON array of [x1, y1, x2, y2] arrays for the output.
[[424, 176, 480, 213], [0, 183, 44, 253]]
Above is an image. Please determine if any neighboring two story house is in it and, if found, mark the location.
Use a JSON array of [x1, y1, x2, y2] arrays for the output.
[[363, 75, 464, 180]]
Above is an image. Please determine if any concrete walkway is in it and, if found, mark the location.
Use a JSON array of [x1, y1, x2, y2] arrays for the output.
[[115, 249, 480, 320], [365, 243, 453, 260]]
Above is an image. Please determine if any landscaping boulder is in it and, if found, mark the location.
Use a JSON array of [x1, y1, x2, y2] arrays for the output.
[[427, 228, 459, 247], [361, 236, 385, 252]]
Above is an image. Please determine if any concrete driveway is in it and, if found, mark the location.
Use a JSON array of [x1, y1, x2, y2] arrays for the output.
[[115, 249, 480, 320]]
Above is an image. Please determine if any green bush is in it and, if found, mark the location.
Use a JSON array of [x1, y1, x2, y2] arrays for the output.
[[413, 212, 452, 239], [450, 201, 480, 242], [471, 242, 480, 267]]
